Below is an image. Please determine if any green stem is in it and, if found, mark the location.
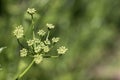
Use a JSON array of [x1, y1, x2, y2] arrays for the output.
[[51, 55, 59, 58], [31, 14, 36, 48], [43, 55, 62, 58], [46, 31, 50, 40], [15, 59, 34, 80], [17, 39, 24, 48], [31, 14, 35, 39]]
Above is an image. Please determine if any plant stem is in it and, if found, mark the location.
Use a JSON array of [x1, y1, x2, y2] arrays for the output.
[[15, 59, 34, 80], [17, 39, 24, 48], [43, 55, 61, 58], [46, 31, 50, 40], [31, 14, 35, 39], [31, 14, 36, 48]]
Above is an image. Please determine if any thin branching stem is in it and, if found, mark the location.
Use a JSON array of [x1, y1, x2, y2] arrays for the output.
[[15, 59, 34, 80], [46, 30, 50, 40], [17, 39, 24, 48], [31, 14, 35, 39]]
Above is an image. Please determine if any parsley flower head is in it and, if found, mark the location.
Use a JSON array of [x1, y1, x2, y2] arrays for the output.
[[52, 37, 60, 43], [57, 46, 68, 54], [20, 48, 28, 57], [34, 54, 43, 64], [33, 38, 40, 43], [44, 39, 51, 45], [34, 45, 41, 53], [38, 30, 46, 36], [43, 46, 50, 52], [46, 23, 55, 29], [27, 8, 36, 15], [13, 8, 68, 80], [27, 39, 34, 46], [40, 42, 45, 48], [27, 38, 40, 46], [13, 25, 24, 39]]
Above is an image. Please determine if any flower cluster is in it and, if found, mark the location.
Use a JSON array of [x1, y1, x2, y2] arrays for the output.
[[46, 23, 55, 29], [57, 46, 68, 54], [13, 25, 24, 39], [52, 37, 60, 43], [20, 48, 28, 57], [34, 54, 43, 64], [27, 8, 36, 15], [13, 8, 68, 64], [37, 30, 46, 36]]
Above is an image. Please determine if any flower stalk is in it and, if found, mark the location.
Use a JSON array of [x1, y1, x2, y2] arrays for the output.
[[15, 59, 34, 80]]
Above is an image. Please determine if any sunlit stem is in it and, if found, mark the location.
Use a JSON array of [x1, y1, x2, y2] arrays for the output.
[[46, 31, 50, 40], [15, 59, 34, 80]]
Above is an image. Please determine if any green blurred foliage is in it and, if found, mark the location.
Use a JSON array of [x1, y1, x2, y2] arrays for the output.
[[0, 0, 120, 80]]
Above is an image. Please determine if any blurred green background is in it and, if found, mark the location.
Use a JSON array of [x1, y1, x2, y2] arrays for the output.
[[0, 0, 120, 80]]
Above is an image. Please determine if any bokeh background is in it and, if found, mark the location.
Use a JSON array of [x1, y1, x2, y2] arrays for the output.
[[0, 0, 120, 80]]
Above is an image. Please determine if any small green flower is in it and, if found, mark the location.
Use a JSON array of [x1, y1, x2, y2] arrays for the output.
[[20, 48, 28, 57], [13, 25, 24, 39], [44, 39, 50, 45], [57, 46, 68, 54], [43, 46, 50, 52], [34, 54, 43, 64], [27, 38, 40, 46], [27, 39, 34, 46], [46, 23, 55, 29], [40, 42, 45, 48], [34, 45, 41, 53], [38, 30, 46, 36], [33, 38, 40, 43], [27, 8, 36, 15], [52, 37, 60, 43]]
